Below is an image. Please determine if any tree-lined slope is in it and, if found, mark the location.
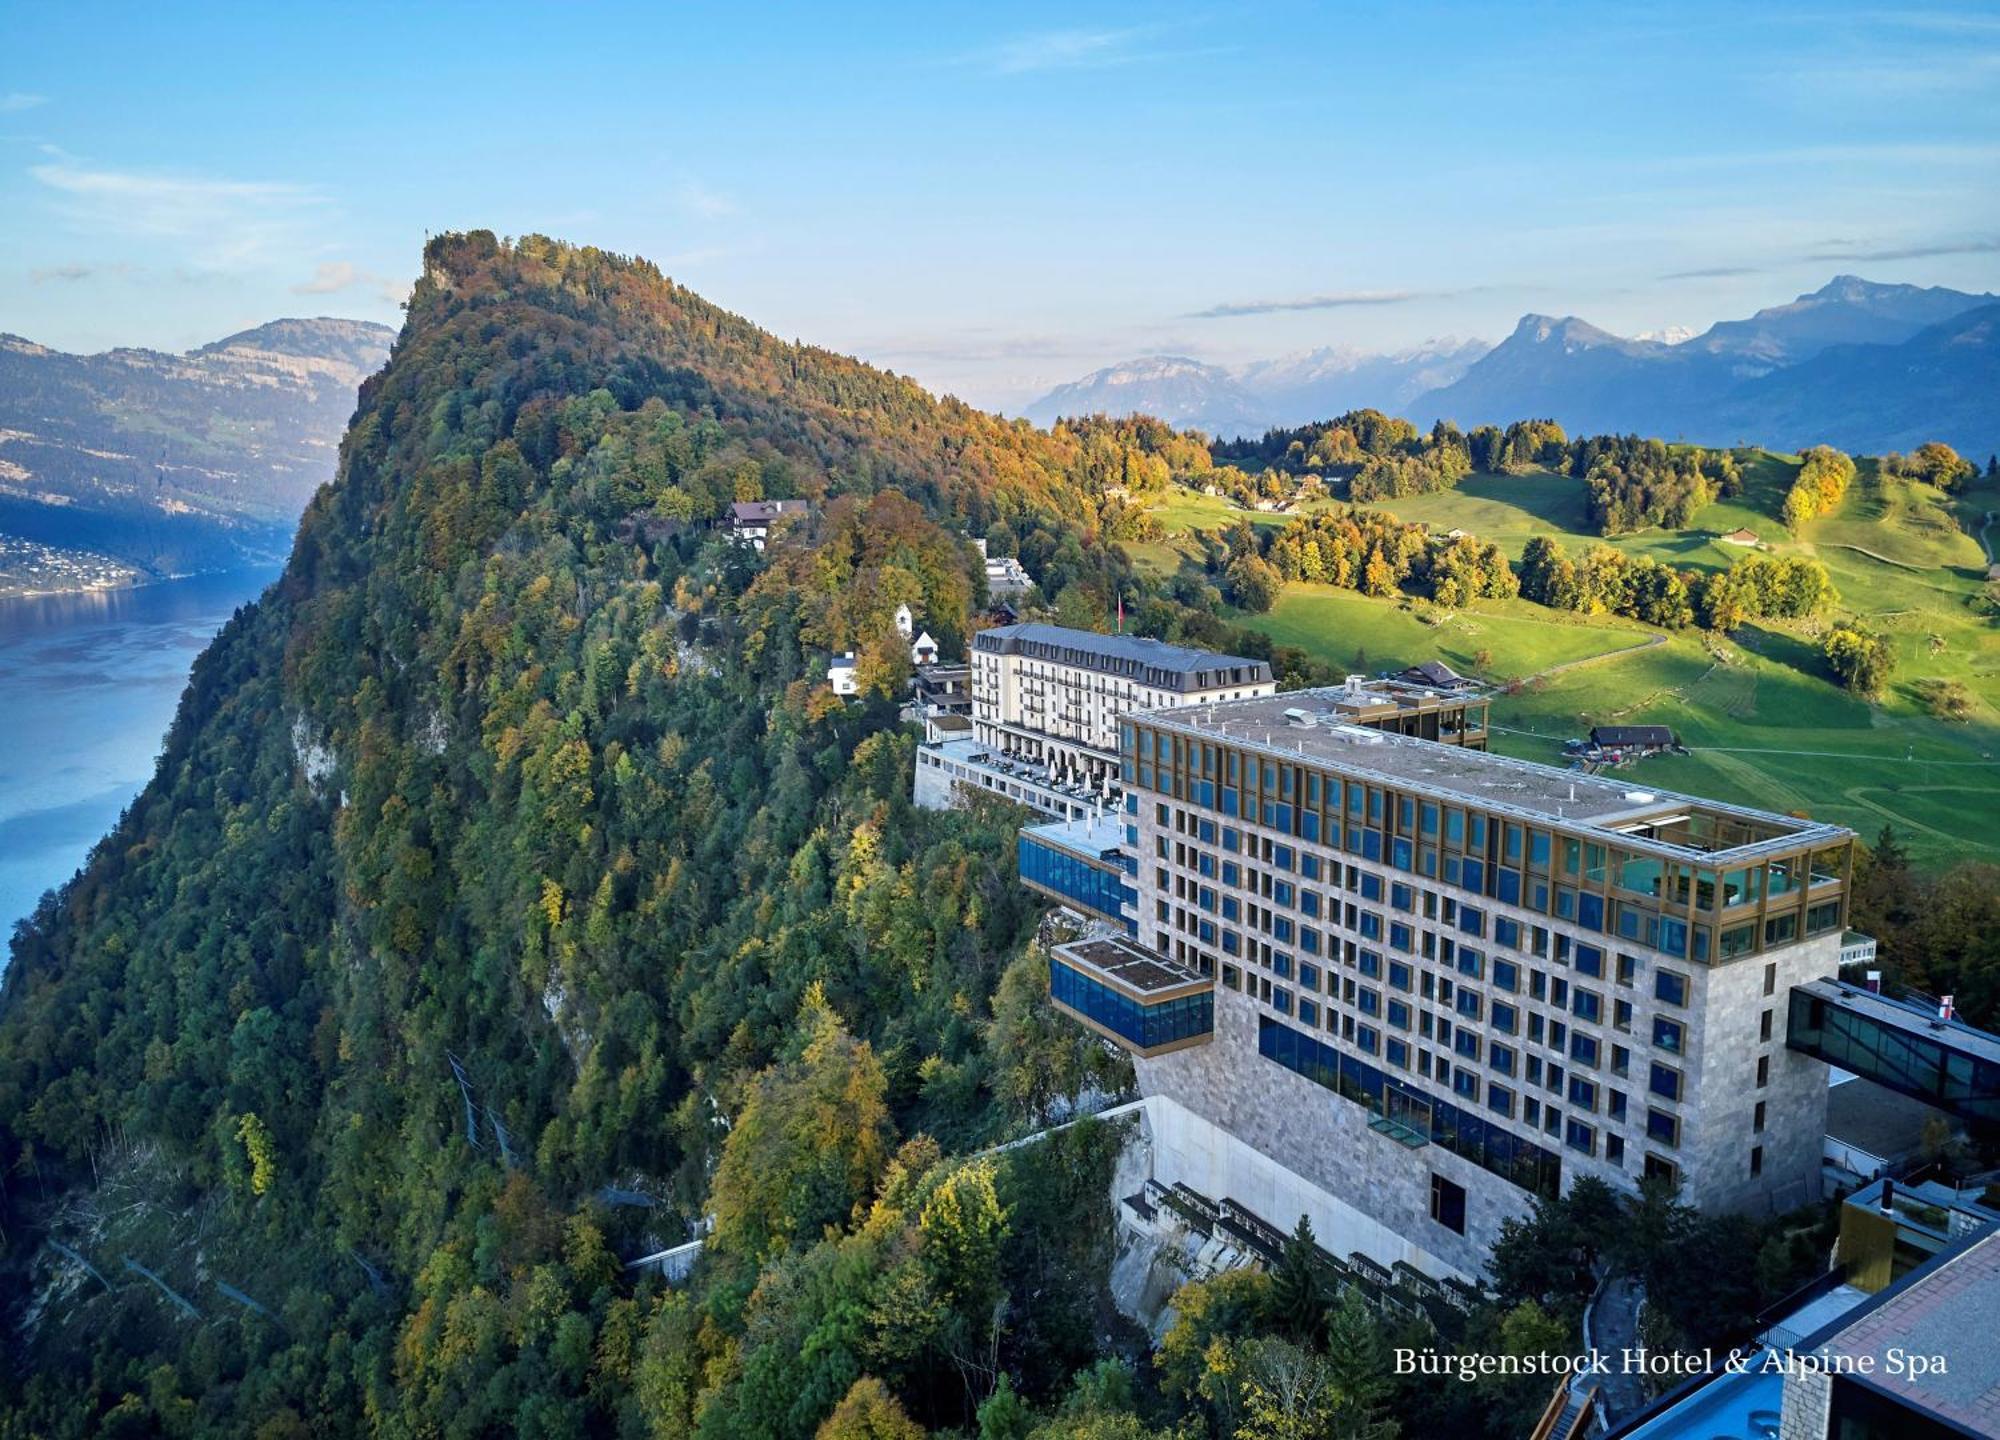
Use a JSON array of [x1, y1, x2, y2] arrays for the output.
[[0, 233, 1163, 1437]]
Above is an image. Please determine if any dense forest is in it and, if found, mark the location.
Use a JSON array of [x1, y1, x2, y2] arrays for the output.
[[0, 235, 1989, 1440]]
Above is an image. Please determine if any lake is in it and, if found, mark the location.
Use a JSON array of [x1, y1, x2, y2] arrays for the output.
[[0, 567, 279, 948]]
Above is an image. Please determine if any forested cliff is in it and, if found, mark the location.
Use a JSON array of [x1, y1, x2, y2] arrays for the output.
[[0, 233, 1244, 1437], [0, 233, 1891, 1440]]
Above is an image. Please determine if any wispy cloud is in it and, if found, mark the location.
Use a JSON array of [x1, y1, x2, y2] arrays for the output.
[[987, 27, 1147, 73], [1, 92, 46, 113], [865, 330, 1097, 365], [30, 263, 98, 283], [1862, 8, 2000, 36], [969, 23, 1219, 75], [1804, 235, 2000, 263], [1659, 232, 2000, 281], [291, 259, 409, 304], [1658, 265, 1764, 280], [1187, 289, 1455, 320], [675, 181, 736, 220], [1640, 140, 2000, 173], [29, 155, 329, 268]]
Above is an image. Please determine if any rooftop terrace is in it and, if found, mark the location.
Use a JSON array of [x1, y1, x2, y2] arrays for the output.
[[1022, 811, 1128, 863], [1052, 935, 1209, 998], [1133, 687, 1851, 862]]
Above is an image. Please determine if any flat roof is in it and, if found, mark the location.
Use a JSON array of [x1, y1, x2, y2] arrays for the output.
[[1023, 812, 1127, 863], [1825, 1075, 1958, 1160], [1052, 935, 1208, 997], [974, 623, 1272, 690], [1133, 688, 1851, 862], [1814, 1226, 2000, 1432]]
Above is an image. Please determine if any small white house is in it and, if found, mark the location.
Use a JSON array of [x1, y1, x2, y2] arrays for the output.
[[828, 652, 859, 696], [893, 603, 914, 640], [911, 630, 940, 666]]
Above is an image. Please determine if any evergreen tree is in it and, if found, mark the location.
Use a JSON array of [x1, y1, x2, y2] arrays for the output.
[[1269, 1215, 1332, 1340]]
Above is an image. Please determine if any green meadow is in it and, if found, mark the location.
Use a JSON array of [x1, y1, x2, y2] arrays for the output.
[[1139, 456, 2000, 869]]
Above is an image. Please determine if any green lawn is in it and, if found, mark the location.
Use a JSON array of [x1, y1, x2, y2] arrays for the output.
[[1148, 487, 1296, 536], [1485, 626, 2000, 868], [1344, 453, 1806, 572], [1805, 460, 1988, 572]]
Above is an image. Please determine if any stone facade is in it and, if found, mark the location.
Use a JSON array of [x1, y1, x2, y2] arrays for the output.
[[1682, 932, 1840, 1217], [1138, 989, 1529, 1277], [1778, 1369, 1831, 1440], [1116, 703, 1855, 1278]]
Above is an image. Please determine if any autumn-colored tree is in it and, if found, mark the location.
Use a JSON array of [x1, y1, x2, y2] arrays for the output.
[[237, 1111, 277, 1195], [816, 1377, 926, 1440], [711, 986, 894, 1258]]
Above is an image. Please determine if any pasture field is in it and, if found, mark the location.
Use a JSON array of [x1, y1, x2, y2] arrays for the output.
[[1167, 459, 2000, 871]]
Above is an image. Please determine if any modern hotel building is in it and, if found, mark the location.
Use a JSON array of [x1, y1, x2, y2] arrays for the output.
[[1052, 686, 1857, 1276]]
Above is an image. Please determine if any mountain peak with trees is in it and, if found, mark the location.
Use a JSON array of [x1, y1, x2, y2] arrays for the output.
[[0, 232, 1289, 1438]]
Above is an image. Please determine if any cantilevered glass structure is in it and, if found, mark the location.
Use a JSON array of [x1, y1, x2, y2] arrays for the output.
[[1049, 935, 1213, 1057], [1019, 814, 1136, 933]]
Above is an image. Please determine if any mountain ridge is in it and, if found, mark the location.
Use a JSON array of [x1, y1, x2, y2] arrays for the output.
[[1022, 336, 1489, 437], [1412, 276, 1999, 453], [1027, 276, 1998, 454], [0, 316, 395, 580], [0, 232, 1169, 1435]]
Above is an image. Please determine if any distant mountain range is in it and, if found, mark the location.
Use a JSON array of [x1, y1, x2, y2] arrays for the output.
[[0, 317, 395, 579], [1022, 339, 1489, 439], [1025, 277, 2000, 457]]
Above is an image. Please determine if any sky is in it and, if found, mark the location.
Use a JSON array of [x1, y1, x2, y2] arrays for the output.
[[3, 2, 1998, 411]]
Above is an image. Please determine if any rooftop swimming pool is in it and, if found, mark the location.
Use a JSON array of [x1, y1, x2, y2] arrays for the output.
[[1617, 1364, 1782, 1440]]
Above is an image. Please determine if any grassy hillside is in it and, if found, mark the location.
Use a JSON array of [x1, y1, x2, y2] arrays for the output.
[[1252, 584, 1656, 681], [1142, 453, 2000, 869]]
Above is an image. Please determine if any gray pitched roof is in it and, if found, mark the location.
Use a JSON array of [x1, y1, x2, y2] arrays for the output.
[[973, 623, 1272, 692]]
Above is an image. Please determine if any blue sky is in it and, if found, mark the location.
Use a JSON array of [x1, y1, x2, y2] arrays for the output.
[[3, 2, 1997, 409]]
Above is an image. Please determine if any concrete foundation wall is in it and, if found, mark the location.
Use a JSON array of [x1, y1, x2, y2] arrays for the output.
[[1135, 990, 1532, 1279]]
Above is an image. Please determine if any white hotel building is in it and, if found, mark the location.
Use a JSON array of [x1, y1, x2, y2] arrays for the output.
[[914, 624, 1276, 818]]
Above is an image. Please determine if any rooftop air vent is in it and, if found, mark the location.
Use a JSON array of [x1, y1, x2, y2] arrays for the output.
[[1624, 791, 1656, 803], [1282, 707, 1318, 728]]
